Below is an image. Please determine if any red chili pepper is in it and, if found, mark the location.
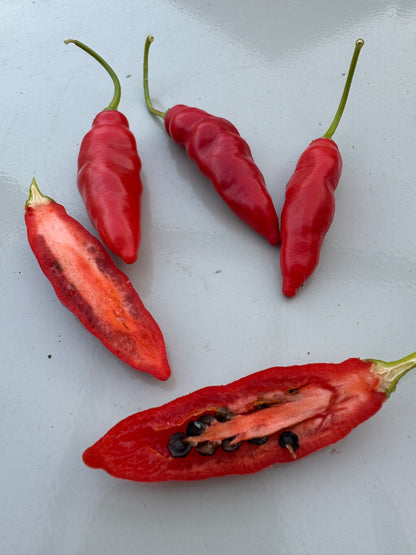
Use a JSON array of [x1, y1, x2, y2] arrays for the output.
[[142, 35, 280, 246], [82, 349, 415, 481], [25, 178, 170, 380], [65, 39, 143, 264], [280, 39, 364, 297]]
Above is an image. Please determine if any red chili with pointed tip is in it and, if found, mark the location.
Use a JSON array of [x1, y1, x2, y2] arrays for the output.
[[143, 35, 279, 246], [280, 39, 364, 297], [82, 349, 415, 482], [25, 178, 170, 380], [65, 39, 143, 264]]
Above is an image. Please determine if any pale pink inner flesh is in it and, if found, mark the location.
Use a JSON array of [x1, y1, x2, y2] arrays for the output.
[[36, 207, 135, 333], [185, 384, 332, 446]]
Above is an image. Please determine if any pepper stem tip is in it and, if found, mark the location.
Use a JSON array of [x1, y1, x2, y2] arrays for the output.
[[26, 178, 51, 208], [64, 38, 121, 111], [370, 351, 416, 396], [143, 34, 168, 119], [322, 38, 364, 139]]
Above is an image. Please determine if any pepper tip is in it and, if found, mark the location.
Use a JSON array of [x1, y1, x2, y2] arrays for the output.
[[282, 278, 300, 298], [82, 445, 102, 469]]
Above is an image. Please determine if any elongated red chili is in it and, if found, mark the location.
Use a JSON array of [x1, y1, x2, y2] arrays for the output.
[[143, 35, 280, 245], [65, 39, 143, 264], [25, 178, 170, 380], [280, 39, 364, 297], [82, 348, 415, 481]]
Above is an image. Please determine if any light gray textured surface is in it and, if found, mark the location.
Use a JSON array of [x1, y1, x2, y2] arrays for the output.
[[1, 1, 416, 553]]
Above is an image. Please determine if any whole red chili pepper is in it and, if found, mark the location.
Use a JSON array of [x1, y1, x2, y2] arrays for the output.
[[65, 39, 143, 264], [82, 348, 415, 481], [25, 178, 170, 380], [142, 35, 280, 246], [280, 39, 364, 297]]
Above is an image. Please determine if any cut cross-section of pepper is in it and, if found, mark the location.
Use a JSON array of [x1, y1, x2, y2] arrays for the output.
[[25, 178, 170, 380], [82, 350, 415, 481]]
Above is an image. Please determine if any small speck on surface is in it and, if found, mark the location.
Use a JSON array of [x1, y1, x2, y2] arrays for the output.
[[47, 354, 52, 359]]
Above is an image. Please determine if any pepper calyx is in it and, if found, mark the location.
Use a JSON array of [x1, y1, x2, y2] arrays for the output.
[[368, 351, 416, 396], [26, 178, 52, 208]]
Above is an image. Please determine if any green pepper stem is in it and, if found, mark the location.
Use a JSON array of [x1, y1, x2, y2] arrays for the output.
[[369, 351, 416, 396], [64, 39, 121, 111], [143, 35, 168, 119], [322, 39, 364, 139], [26, 178, 52, 208]]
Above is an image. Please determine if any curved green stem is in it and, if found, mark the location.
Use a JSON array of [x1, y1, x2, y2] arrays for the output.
[[322, 39, 364, 139], [143, 35, 168, 119], [369, 351, 416, 396], [64, 39, 121, 111]]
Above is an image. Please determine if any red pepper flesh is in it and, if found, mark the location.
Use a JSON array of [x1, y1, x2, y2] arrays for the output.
[[25, 178, 170, 380], [66, 39, 143, 264], [280, 138, 342, 297], [143, 36, 279, 246], [82, 350, 415, 481], [280, 39, 364, 297]]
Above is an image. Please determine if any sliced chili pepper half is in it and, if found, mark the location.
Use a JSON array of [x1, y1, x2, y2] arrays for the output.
[[25, 178, 170, 380], [83, 349, 415, 481]]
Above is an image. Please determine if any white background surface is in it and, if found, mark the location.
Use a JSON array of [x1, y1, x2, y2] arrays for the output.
[[2, 1, 416, 553]]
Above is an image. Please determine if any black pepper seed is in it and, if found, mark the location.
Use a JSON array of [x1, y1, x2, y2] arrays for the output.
[[167, 432, 191, 458], [278, 431, 300, 451], [186, 420, 206, 437], [248, 436, 269, 445], [221, 437, 242, 452], [196, 441, 219, 456], [214, 408, 233, 422], [198, 414, 215, 426]]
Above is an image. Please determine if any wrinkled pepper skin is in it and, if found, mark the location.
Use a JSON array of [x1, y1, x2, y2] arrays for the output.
[[280, 138, 342, 297], [25, 179, 170, 380], [78, 110, 143, 264], [82, 354, 403, 482], [164, 105, 280, 245]]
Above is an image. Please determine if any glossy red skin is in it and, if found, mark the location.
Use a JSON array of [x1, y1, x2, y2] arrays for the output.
[[78, 110, 143, 264], [165, 105, 280, 245], [25, 196, 170, 380], [280, 138, 343, 297], [83, 358, 385, 481]]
